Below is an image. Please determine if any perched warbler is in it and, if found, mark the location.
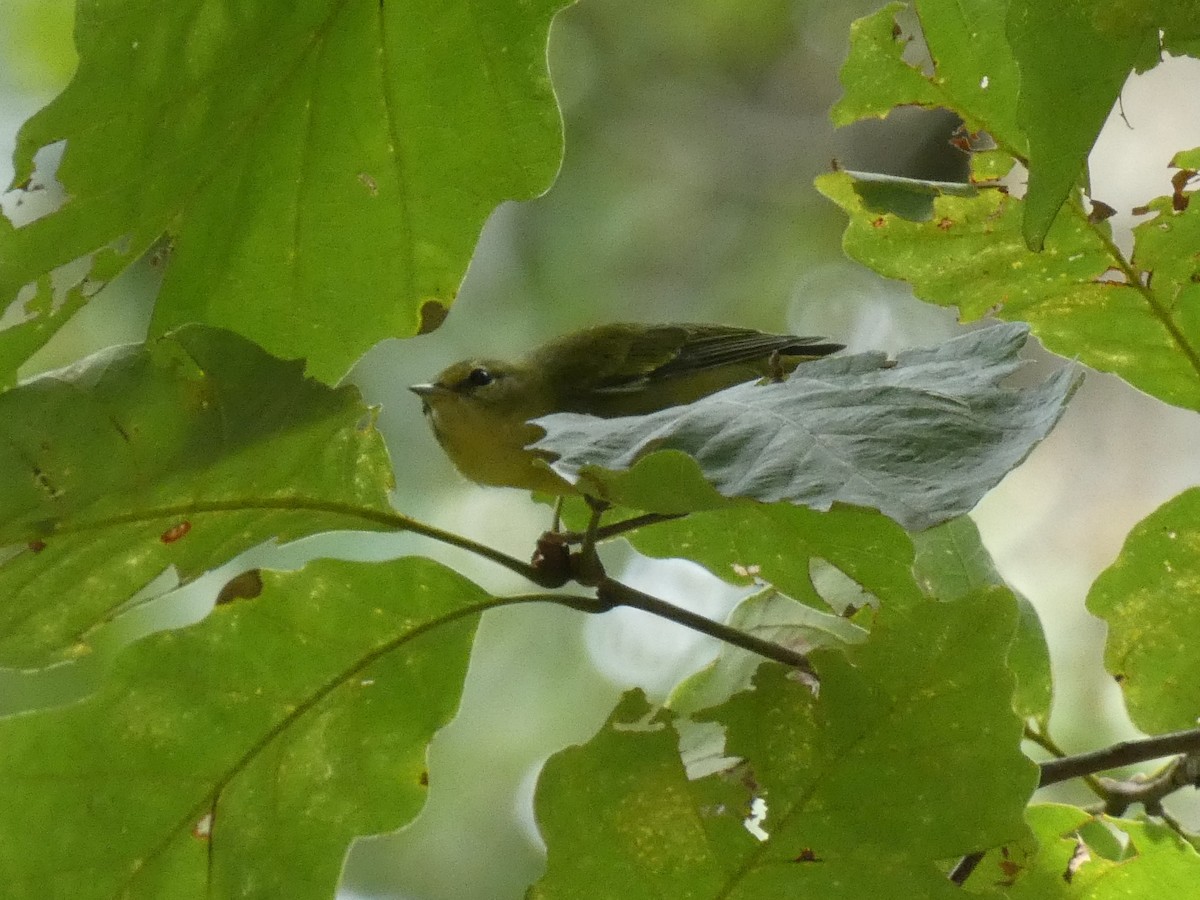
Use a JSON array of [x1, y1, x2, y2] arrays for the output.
[[410, 323, 843, 494]]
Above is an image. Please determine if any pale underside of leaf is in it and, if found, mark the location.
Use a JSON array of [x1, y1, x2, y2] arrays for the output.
[[534, 323, 1080, 531]]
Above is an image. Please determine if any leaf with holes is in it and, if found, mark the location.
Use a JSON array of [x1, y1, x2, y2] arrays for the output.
[[966, 805, 1200, 895], [532, 591, 1034, 897], [0, 325, 395, 667], [0, 557, 486, 900], [0, 0, 569, 384], [1088, 488, 1200, 733], [817, 171, 1200, 411]]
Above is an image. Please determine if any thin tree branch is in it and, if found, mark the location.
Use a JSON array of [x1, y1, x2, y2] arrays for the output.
[[504, 585, 815, 674], [1039, 727, 1200, 788], [1024, 723, 1106, 797], [951, 729, 1200, 886], [564, 511, 687, 545], [502, 592, 612, 614], [1097, 752, 1200, 816], [388, 511, 556, 584], [51, 499, 556, 587], [595, 576, 815, 675]]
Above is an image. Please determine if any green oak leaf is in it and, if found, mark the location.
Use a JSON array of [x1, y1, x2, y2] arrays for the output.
[[913, 516, 1052, 720], [0, 325, 395, 667], [1007, 0, 1161, 249], [833, 0, 1184, 248], [625, 502, 920, 609], [817, 170, 1200, 411], [0, 557, 487, 900], [0, 0, 570, 384], [1087, 487, 1200, 733], [833, 1, 1025, 156], [533, 323, 1079, 531], [532, 590, 1034, 897], [968, 804, 1200, 895]]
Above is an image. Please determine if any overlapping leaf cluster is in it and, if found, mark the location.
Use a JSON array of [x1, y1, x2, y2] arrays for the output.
[[820, 0, 1200, 739], [1, 0, 1199, 897], [535, 323, 1078, 530], [823, 1, 1200, 411], [801, 0, 1200, 893], [0, 0, 570, 384]]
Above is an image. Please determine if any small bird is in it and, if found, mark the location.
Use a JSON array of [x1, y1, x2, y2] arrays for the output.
[[410, 323, 843, 494]]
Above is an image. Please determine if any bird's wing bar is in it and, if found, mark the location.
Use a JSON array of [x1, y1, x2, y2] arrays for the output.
[[654, 331, 842, 376]]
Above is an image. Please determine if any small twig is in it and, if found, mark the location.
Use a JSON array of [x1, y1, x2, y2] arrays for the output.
[[951, 728, 1200, 885], [563, 511, 687, 545], [1022, 722, 1062, 757], [502, 592, 611, 614], [508, 584, 813, 673], [1039, 727, 1200, 788], [1024, 723, 1106, 797], [595, 576, 815, 675], [1097, 752, 1200, 816], [389, 511, 559, 584]]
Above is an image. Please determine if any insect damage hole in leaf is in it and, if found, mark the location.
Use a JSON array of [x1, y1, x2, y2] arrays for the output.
[[1, 140, 69, 227]]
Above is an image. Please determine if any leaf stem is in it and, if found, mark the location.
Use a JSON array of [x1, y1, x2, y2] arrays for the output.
[[564, 511, 687, 545], [1038, 727, 1200, 788], [49, 498, 553, 586], [952, 727, 1200, 885], [1072, 198, 1200, 381], [1023, 722, 1106, 797], [1094, 753, 1200, 817]]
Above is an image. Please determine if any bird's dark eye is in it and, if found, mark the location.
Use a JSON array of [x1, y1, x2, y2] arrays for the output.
[[465, 367, 494, 387]]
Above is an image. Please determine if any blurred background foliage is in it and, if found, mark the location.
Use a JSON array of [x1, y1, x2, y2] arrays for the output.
[[3, 1, 1200, 898]]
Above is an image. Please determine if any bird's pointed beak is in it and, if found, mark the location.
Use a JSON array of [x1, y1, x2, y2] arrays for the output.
[[409, 382, 450, 414]]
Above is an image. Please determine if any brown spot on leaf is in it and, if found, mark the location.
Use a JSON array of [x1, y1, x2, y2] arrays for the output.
[[419, 770, 429, 787], [418, 300, 448, 335], [28, 539, 46, 553], [148, 235, 175, 268], [871, 217, 887, 228], [160, 521, 191, 544], [997, 845, 1023, 885], [1088, 200, 1116, 224], [1172, 169, 1196, 212], [216, 570, 264, 606], [794, 848, 822, 863], [951, 128, 991, 154], [936, 217, 954, 230]]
